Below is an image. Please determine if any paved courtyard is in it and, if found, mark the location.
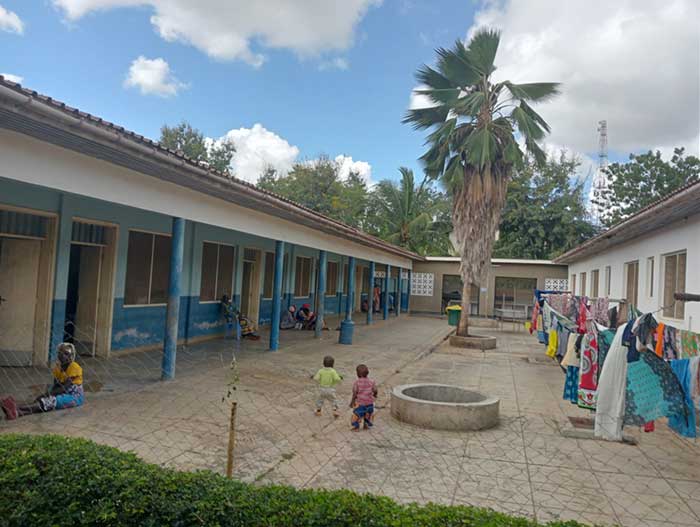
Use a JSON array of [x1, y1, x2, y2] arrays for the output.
[[2, 316, 699, 527]]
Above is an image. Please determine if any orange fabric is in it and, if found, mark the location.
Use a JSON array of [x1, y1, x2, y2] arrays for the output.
[[654, 323, 665, 357]]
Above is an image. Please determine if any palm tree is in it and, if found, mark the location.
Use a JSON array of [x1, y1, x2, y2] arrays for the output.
[[403, 29, 559, 337], [372, 167, 449, 255]]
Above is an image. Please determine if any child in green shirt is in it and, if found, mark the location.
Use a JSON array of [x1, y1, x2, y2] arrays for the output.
[[313, 355, 343, 417]]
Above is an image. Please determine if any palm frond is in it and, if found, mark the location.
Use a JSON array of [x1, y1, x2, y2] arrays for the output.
[[402, 105, 450, 130], [436, 43, 481, 87], [518, 100, 551, 133], [453, 91, 485, 117], [415, 64, 454, 90], [465, 28, 501, 75], [414, 87, 461, 106], [504, 81, 560, 102], [511, 106, 546, 141]]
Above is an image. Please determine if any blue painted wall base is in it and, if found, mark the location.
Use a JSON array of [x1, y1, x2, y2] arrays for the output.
[[339, 320, 354, 345]]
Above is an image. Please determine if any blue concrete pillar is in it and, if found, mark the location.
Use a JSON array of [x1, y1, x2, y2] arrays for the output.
[[367, 261, 375, 325], [162, 217, 185, 380], [396, 268, 402, 316], [269, 240, 285, 351], [339, 256, 356, 344], [406, 269, 411, 312], [336, 256, 344, 314], [383, 264, 391, 320], [315, 250, 327, 338]]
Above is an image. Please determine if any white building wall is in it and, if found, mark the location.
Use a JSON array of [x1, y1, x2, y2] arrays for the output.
[[567, 215, 700, 331], [0, 130, 412, 269]]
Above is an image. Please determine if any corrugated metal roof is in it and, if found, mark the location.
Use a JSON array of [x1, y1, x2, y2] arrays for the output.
[[554, 179, 700, 264], [0, 75, 422, 262]]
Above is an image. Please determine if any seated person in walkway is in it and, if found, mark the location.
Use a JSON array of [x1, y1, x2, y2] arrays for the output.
[[221, 295, 239, 338], [280, 305, 297, 330], [1, 343, 84, 420], [361, 297, 369, 313], [238, 315, 260, 340], [296, 303, 317, 330], [373, 284, 381, 313]]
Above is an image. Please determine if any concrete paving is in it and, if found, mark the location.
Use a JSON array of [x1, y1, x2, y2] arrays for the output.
[[2, 316, 699, 527]]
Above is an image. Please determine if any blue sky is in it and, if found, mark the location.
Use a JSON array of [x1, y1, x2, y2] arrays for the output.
[[1, 1, 698, 186], [0, 1, 483, 183]]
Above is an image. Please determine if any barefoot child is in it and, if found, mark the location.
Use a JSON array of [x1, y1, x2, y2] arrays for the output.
[[313, 356, 343, 417], [350, 364, 377, 430]]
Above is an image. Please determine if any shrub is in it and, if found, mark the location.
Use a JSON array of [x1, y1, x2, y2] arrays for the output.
[[0, 434, 586, 527]]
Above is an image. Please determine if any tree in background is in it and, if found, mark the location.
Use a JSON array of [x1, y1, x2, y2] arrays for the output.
[[593, 148, 700, 227], [494, 153, 597, 260], [368, 167, 451, 255], [403, 29, 559, 337], [257, 157, 371, 230], [160, 121, 235, 174]]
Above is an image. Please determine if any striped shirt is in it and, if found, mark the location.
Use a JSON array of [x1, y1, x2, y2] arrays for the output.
[[352, 377, 376, 406]]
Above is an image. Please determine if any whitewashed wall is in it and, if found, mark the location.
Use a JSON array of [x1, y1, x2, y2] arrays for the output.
[[0, 130, 412, 269], [567, 215, 700, 331]]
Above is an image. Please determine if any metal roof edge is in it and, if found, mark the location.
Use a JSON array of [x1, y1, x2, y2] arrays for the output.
[[0, 76, 423, 262]]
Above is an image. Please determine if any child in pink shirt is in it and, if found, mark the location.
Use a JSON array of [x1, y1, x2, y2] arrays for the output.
[[350, 364, 377, 431]]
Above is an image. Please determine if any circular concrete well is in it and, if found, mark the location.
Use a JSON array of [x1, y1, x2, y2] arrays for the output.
[[391, 383, 499, 431]]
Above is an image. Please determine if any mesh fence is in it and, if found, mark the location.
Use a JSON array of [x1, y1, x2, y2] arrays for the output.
[[1, 316, 700, 526]]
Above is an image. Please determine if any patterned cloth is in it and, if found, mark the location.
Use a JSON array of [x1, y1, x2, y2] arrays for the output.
[[548, 294, 572, 317], [680, 330, 700, 358], [597, 328, 615, 373], [588, 297, 610, 326], [557, 327, 570, 362], [662, 325, 681, 360], [578, 332, 599, 409], [624, 351, 690, 428], [577, 297, 590, 334], [668, 359, 696, 438], [563, 366, 580, 404], [546, 329, 558, 358]]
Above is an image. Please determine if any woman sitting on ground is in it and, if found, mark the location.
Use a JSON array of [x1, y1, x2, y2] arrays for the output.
[[297, 303, 317, 330], [1, 343, 84, 420], [280, 305, 297, 329]]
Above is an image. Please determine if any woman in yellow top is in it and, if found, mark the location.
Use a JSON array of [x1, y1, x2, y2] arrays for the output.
[[1, 343, 84, 420]]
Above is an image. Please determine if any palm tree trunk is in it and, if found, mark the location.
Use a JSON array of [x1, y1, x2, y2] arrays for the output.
[[452, 165, 510, 337], [457, 273, 471, 336]]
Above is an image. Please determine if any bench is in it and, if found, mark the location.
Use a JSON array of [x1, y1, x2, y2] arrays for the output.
[[494, 305, 529, 331]]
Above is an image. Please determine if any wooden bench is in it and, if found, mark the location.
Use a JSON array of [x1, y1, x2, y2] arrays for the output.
[[494, 305, 529, 331]]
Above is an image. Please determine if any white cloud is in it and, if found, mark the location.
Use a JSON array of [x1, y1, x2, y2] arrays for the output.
[[467, 0, 700, 156], [124, 56, 187, 97], [318, 57, 349, 71], [1, 73, 23, 84], [334, 154, 372, 183], [0, 4, 23, 34], [218, 124, 300, 183], [53, 0, 380, 66], [210, 125, 372, 185]]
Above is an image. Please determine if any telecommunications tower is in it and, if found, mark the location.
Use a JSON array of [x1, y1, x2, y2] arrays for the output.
[[591, 120, 608, 224]]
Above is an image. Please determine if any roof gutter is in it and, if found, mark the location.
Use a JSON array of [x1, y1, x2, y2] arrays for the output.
[[0, 83, 422, 262]]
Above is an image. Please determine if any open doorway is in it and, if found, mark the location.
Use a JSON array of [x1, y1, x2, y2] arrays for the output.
[[0, 207, 57, 366], [64, 220, 118, 358], [240, 248, 261, 325]]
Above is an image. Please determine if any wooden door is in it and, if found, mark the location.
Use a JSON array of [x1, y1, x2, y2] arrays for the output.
[[0, 237, 41, 366]]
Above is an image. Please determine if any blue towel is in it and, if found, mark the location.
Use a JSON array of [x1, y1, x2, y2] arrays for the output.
[[669, 359, 696, 438]]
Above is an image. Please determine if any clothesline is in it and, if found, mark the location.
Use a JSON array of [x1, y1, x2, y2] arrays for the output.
[[531, 291, 700, 443]]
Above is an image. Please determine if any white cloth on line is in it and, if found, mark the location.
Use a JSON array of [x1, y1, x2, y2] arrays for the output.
[[594, 324, 628, 441]]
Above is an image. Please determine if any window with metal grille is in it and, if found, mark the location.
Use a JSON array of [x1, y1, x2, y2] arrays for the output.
[[199, 242, 235, 302], [591, 269, 599, 297], [262, 252, 275, 299], [326, 261, 338, 295], [647, 257, 655, 298], [294, 256, 311, 297], [624, 261, 639, 308], [604, 266, 611, 296], [124, 231, 171, 305], [663, 252, 686, 319], [579, 272, 586, 296]]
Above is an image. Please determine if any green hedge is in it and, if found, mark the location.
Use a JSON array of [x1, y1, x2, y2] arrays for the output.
[[0, 434, 585, 527]]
